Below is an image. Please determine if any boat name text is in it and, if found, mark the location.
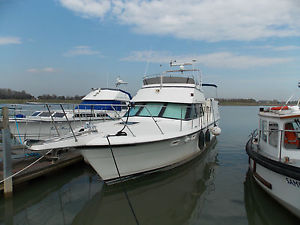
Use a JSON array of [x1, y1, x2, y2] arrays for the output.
[[286, 177, 300, 188]]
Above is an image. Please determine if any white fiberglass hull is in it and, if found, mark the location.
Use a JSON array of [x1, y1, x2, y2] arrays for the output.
[[81, 126, 215, 183], [249, 158, 300, 218]]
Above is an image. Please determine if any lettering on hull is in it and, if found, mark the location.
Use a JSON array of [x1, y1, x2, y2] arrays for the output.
[[286, 177, 300, 188]]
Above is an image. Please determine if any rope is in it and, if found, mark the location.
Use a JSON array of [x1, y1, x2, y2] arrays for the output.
[[106, 134, 140, 225], [0, 149, 53, 184]]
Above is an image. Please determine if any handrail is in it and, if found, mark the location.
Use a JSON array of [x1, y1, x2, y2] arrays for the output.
[[45, 104, 60, 137], [60, 104, 77, 142], [143, 106, 164, 135], [111, 105, 136, 137]]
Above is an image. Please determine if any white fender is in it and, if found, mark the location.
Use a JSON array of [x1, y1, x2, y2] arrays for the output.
[[210, 126, 221, 136]]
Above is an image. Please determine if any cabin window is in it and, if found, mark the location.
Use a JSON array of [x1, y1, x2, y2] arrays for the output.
[[39, 112, 51, 117], [74, 113, 95, 118], [163, 103, 187, 119], [268, 122, 278, 147], [53, 112, 65, 118], [31, 111, 41, 116], [261, 120, 267, 142], [126, 102, 191, 120], [189, 105, 198, 119], [198, 104, 204, 117], [138, 103, 164, 117], [284, 120, 300, 149]]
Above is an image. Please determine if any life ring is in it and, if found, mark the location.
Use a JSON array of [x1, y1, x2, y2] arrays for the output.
[[205, 130, 211, 143], [271, 106, 289, 110], [198, 131, 205, 150]]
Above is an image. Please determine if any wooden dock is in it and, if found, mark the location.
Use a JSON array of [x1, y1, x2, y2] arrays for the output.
[[0, 149, 83, 192]]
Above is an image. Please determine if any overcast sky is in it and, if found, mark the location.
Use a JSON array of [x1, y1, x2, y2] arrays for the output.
[[1, 0, 300, 100]]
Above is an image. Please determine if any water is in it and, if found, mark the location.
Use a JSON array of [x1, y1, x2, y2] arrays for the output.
[[0, 106, 299, 225]]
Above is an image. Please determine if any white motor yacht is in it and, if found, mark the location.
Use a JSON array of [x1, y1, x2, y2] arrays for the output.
[[29, 61, 221, 183], [246, 105, 300, 218]]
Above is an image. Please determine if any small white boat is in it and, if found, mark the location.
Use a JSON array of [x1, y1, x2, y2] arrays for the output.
[[29, 61, 221, 183], [9, 86, 131, 143], [246, 105, 300, 218]]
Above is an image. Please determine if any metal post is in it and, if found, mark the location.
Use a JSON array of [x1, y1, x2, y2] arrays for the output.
[[279, 130, 283, 162], [143, 106, 164, 135], [2, 107, 13, 197], [180, 107, 182, 131], [45, 104, 60, 137], [60, 104, 78, 142]]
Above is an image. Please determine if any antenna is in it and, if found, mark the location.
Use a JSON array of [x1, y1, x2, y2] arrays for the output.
[[144, 60, 150, 77], [106, 73, 109, 88], [115, 77, 128, 87]]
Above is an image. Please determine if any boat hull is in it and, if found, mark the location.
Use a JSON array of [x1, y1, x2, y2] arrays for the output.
[[246, 140, 300, 218], [81, 127, 215, 183]]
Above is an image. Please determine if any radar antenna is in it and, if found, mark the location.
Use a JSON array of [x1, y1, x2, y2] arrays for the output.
[[115, 77, 128, 87]]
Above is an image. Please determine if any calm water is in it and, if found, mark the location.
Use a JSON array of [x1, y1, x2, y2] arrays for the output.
[[0, 106, 299, 225]]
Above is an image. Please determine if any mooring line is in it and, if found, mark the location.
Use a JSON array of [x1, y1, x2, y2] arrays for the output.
[[0, 149, 53, 184], [106, 136, 140, 225]]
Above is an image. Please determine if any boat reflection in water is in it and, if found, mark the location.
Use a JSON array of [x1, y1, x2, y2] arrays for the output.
[[0, 139, 218, 225], [72, 139, 218, 225], [0, 163, 104, 225], [244, 170, 299, 225]]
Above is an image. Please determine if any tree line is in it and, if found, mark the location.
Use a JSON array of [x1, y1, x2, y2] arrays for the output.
[[0, 88, 83, 100], [0, 88, 34, 99]]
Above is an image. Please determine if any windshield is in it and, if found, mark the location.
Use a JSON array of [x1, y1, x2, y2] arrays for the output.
[[126, 102, 202, 120]]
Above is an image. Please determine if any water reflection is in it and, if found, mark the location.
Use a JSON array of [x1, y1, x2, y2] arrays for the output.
[[0, 163, 104, 225], [72, 141, 218, 225], [244, 170, 299, 225], [0, 141, 218, 225]]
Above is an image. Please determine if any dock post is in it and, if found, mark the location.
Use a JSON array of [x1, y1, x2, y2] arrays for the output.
[[2, 107, 13, 197]]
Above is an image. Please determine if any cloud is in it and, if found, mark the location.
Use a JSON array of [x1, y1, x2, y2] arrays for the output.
[[59, 0, 300, 41], [0, 36, 21, 45], [122, 50, 293, 69], [63, 46, 101, 57], [251, 45, 300, 51], [59, 0, 111, 18], [27, 67, 56, 73]]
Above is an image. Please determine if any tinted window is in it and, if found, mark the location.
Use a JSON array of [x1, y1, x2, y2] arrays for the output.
[[139, 103, 164, 117], [163, 103, 187, 120], [39, 112, 51, 117], [269, 122, 278, 147], [31, 111, 41, 116], [53, 112, 65, 118], [261, 120, 267, 142]]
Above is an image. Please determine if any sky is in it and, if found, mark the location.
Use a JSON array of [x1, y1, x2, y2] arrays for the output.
[[1, 0, 300, 100]]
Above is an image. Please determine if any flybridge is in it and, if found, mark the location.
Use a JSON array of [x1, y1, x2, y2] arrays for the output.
[[143, 60, 200, 86], [143, 60, 218, 89]]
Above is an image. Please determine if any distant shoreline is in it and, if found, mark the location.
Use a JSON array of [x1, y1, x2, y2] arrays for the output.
[[218, 102, 283, 106], [0, 99, 81, 104], [0, 99, 293, 107]]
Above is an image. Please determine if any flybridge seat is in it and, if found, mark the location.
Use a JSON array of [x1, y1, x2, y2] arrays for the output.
[[143, 76, 195, 85]]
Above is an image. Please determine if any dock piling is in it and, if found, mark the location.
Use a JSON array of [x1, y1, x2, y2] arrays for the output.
[[2, 107, 13, 197]]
